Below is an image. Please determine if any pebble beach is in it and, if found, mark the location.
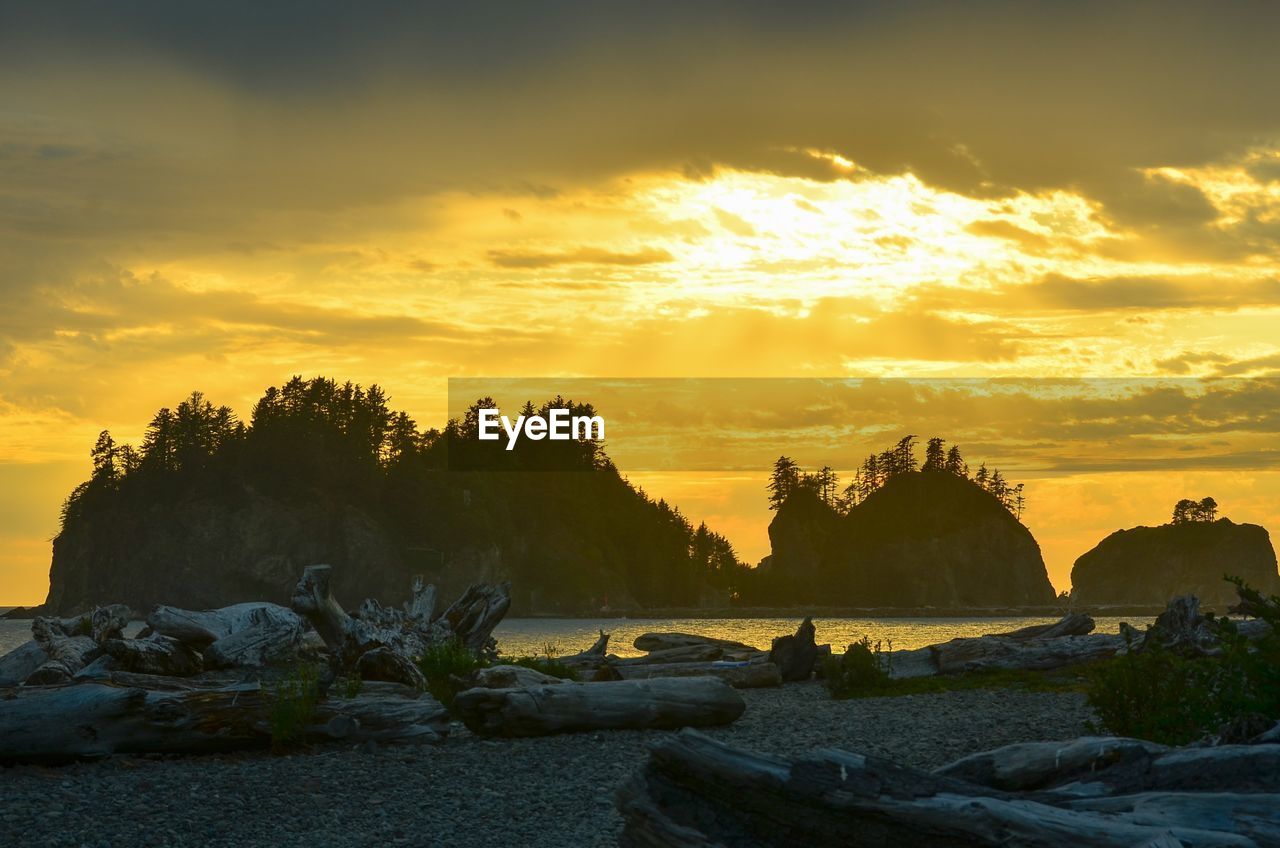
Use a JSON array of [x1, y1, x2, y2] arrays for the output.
[[1, 684, 1095, 848]]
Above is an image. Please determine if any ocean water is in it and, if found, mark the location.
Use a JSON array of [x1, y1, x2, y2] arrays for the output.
[[0, 614, 1147, 660]]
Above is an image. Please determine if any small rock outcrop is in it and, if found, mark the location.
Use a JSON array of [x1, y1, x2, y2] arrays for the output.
[[1070, 518, 1280, 609]]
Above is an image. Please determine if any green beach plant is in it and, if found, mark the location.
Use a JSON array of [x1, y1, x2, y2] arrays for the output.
[[1086, 577, 1280, 745], [269, 662, 322, 752]]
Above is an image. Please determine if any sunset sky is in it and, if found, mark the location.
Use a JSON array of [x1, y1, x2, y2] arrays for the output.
[[3, 3, 1280, 603]]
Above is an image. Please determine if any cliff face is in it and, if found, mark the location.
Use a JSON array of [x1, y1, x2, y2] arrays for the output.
[[1070, 519, 1280, 609], [44, 487, 449, 614], [766, 471, 1056, 607]]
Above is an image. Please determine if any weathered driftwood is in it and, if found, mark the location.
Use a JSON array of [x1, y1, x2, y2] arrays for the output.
[[147, 602, 298, 648], [634, 632, 763, 660], [612, 644, 724, 666], [616, 729, 1278, 848], [103, 633, 203, 677], [1001, 612, 1096, 640], [562, 629, 611, 667], [768, 617, 820, 681], [0, 680, 450, 762], [938, 736, 1280, 799], [613, 660, 782, 689], [469, 664, 567, 689], [1135, 595, 1222, 655], [935, 736, 1169, 791], [884, 612, 1122, 680], [452, 676, 745, 737], [0, 640, 47, 685], [931, 632, 1124, 676], [436, 582, 512, 654], [290, 564, 511, 687], [19, 605, 134, 685], [204, 612, 305, 669]]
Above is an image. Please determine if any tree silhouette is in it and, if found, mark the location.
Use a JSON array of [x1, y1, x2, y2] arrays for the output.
[[1172, 497, 1220, 524], [768, 455, 801, 510], [944, 444, 968, 478], [815, 465, 839, 507], [923, 437, 946, 472], [1199, 496, 1218, 521]]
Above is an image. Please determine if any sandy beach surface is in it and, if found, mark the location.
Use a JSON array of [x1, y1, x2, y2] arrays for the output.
[[1, 683, 1095, 848]]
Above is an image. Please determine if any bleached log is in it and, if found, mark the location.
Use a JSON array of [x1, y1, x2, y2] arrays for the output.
[[0, 640, 47, 686], [1000, 613, 1096, 640], [612, 644, 724, 665], [616, 730, 1270, 848], [403, 575, 436, 622], [934, 737, 1169, 792], [436, 581, 511, 654], [633, 632, 763, 659], [930, 632, 1123, 675], [0, 680, 449, 762], [1135, 595, 1222, 655], [27, 620, 101, 685], [884, 645, 939, 679], [1064, 792, 1280, 844], [452, 676, 745, 737], [203, 611, 304, 669], [355, 647, 426, 689], [613, 660, 782, 689], [104, 633, 203, 677], [146, 602, 293, 647], [566, 629, 611, 664], [469, 665, 567, 689]]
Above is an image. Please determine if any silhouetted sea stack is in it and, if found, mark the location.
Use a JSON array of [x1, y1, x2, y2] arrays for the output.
[[765, 471, 1056, 607], [1070, 518, 1280, 609]]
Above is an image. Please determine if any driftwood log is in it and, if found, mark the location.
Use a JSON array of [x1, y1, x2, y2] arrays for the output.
[[886, 612, 1122, 679], [289, 564, 511, 687], [104, 633, 203, 677], [452, 676, 745, 737], [616, 729, 1280, 848], [148, 602, 305, 668], [612, 644, 725, 666], [561, 629, 611, 669], [0, 679, 450, 762], [468, 664, 567, 689], [0, 640, 48, 685], [22, 605, 131, 685], [634, 632, 764, 660]]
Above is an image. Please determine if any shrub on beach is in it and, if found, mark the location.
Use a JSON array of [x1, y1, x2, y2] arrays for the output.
[[417, 638, 488, 705], [824, 636, 890, 698], [269, 662, 323, 751], [1087, 578, 1280, 746]]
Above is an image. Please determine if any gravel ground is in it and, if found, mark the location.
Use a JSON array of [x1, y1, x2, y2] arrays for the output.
[[1, 684, 1095, 848]]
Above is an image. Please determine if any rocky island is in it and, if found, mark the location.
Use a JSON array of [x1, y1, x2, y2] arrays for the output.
[[758, 437, 1056, 607], [1071, 502, 1280, 609]]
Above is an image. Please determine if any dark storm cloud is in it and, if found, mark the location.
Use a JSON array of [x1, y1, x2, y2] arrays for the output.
[[5, 1, 1280, 224]]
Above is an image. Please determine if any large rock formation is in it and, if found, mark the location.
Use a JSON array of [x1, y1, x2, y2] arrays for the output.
[[1070, 518, 1280, 609], [44, 487, 452, 616], [766, 471, 1056, 607]]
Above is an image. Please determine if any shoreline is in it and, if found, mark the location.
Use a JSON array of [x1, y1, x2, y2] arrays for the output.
[[3, 602, 1175, 622], [510, 603, 1175, 620]]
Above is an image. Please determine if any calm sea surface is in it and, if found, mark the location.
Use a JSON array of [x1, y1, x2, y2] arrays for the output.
[[0, 613, 1147, 660]]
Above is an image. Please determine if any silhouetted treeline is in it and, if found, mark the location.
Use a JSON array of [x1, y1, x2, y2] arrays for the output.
[[767, 435, 1027, 519], [1171, 497, 1220, 524], [60, 377, 748, 610]]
